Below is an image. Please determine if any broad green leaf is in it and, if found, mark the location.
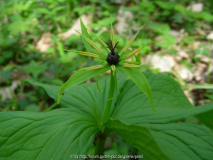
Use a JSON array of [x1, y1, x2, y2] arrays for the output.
[[0, 109, 99, 160], [111, 72, 194, 123], [27, 73, 126, 125], [196, 103, 213, 129], [116, 65, 155, 111], [80, 18, 101, 56], [57, 64, 111, 103], [114, 103, 213, 124], [106, 119, 213, 160], [112, 72, 213, 124], [25, 72, 213, 160], [105, 119, 170, 160], [28, 72, 213, 125], [144, 123, 213, 160]]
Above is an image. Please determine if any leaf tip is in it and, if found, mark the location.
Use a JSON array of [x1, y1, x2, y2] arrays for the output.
[[75, 30, 81, 35], [136, 24, 145, 36], [153, 107, 157, 113], [151, 102, 156, 113]]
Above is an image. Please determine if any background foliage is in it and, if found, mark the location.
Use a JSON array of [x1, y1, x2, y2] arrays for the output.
[[0, 0, 213, 158]]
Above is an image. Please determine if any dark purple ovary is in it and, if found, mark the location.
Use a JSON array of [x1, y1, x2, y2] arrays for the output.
[[107, 52, 119, 65], [106, 41, 120, 65]]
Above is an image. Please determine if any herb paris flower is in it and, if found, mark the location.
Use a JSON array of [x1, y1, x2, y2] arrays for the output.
[[57, 18, 156, 118]]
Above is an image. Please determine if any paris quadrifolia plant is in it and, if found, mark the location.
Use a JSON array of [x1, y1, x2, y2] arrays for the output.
[[58, 17, 156, 124], [1, 17, 213, 160]]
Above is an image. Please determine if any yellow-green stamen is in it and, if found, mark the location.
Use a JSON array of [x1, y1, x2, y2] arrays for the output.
[[87, 29, 110, 53], [121, 36, 135, 53], [64, 50, 100, 59], [110, 30, 115, 47], [79, 52, 100, 58], [86, 65, 103, 71], [125, 48, 142, 59], [75, 30, 103, 53], [123, 64, 140, 68], [110, 15, 115, 46], [86, 38, 102, 53], [121, 25, 145, 53]]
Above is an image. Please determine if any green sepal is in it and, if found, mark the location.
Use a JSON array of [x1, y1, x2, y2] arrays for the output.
[[80, 19, 105, 58], [87, 29, 110, 54], [64, 49, 105, 60], [57, 64, 111, 103], [116, 65, 155, 112], [75, 30, 106, 59]]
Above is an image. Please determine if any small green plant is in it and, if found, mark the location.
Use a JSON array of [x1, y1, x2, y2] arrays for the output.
[[1, 19, 213, 160], [57, 18, 155, 121]]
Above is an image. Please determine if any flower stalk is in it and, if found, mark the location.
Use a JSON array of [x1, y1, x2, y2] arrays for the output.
[[102, 70, 116, 123], [94, 132, 107, 158]]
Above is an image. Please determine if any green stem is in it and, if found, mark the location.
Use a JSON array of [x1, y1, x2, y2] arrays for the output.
[[45, 103, 57, 112], [102, 70, 115, 123], [94, 133, 106, 157], [94, 70, 115, 157], [182, 84, 213, 89]]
